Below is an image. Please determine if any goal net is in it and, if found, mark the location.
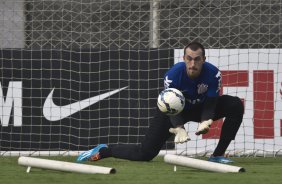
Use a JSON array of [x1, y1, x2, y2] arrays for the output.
[[0, 0, 282, 157]]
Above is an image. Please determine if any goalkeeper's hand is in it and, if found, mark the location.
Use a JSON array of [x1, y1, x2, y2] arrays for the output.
[[169, 127, 191, 144], [195, 119, 213, 135]]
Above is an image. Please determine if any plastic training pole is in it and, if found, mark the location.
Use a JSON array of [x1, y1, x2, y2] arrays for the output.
[[164, 154, 245, 173], [18, 156, 116, 174]]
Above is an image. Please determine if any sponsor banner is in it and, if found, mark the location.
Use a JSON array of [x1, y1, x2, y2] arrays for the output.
[[175, 49, 282, 152], [0, 49, 174, 151]]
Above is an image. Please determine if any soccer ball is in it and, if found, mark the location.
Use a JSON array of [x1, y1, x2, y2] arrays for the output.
[[157, 88, 185, 115]]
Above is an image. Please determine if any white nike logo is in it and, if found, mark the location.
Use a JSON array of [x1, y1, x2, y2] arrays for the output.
[[43, 87, 128, 121]]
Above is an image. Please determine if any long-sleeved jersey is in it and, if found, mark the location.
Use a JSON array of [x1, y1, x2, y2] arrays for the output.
[[164, 61, 222, 112]]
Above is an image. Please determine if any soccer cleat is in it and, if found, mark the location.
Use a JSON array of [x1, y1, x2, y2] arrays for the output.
[[208, 156, 234, 164], [76, 144, 107, 162]]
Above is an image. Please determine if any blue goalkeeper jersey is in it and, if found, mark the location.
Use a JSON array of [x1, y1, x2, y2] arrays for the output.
[[164, 61, 222, 110]]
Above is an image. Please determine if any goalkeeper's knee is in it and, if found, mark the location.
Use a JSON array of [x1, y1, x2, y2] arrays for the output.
[[230, 96, 244, 120]]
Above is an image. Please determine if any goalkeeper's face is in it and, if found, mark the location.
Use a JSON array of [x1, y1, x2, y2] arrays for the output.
[[183, 48, 205, 79]]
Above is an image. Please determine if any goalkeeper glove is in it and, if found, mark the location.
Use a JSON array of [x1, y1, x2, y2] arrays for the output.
[[169, 127, 191, 144], [195, 119, 213, 135]]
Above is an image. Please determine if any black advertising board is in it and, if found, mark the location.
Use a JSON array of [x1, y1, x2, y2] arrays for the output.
[[0, 49, 174, 151]]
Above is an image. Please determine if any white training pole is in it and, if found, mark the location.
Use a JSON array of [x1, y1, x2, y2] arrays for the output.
[[164, 154, 245, 173], [26, 166, 31, 173], [18, 156, 116, 174]]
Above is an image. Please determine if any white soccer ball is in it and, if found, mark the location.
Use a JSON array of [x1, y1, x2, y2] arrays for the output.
[[157, 88, 185, 115]]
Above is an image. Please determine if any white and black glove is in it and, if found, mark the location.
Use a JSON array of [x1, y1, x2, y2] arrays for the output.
[[195, 119, 213, 135], [169, 127, 191, 144]]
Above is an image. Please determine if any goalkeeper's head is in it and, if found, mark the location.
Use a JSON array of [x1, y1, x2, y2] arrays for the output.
[[183, 41, 206, 79]]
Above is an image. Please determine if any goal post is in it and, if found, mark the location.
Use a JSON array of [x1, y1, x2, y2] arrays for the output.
[[0, 0, 282, 157]]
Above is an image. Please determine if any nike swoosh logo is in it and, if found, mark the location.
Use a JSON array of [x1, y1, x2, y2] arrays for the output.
[[43, 87, 128, 121]]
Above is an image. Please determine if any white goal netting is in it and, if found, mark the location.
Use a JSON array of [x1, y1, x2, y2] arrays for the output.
[[0, 0, 282, 157]]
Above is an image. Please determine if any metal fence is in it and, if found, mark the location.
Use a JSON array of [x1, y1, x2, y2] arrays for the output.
[[1, 0, 282, 49]]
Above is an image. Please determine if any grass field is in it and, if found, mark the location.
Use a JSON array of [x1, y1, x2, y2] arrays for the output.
[[1, 156, 282, 184]]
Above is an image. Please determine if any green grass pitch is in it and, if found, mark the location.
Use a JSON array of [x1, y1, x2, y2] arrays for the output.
[[1, 156, 282, 184]]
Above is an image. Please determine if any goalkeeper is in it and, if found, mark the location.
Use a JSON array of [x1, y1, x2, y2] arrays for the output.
[[77, 41, 244, 164]]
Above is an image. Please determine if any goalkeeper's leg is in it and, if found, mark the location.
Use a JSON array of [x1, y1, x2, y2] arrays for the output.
[[211, 95, 244, 157], [84, 109, 173, 161]]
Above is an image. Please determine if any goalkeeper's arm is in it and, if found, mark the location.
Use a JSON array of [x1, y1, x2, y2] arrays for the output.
[[195, 96, 218, 135]]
